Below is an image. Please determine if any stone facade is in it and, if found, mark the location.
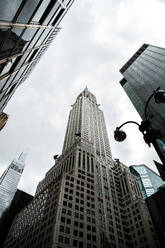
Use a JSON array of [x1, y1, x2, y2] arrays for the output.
[[4, 88, 160, 248]]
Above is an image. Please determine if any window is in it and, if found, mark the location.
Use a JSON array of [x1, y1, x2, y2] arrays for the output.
[[58, 235, 63, 243], [60, 226, 64, 232], [65, 237, 69, 244], [67, 210, 72, 216], [75, 212, 79, 218], [65, 227, 70, 234], [61, 217, 65, 223], [80, 214, 84, 220], [79, 241, 84, 248], [62, 208, 66, 214], [87, 225, 91, 231], [80, 223, 83, 228], [75, 205, 79, 210], [39, 0, 59, 24], [0, 1, 22, 21], [74, 230, 78, 236], [80, 207, 84, 212], [92, 236, 96, 241], [74, 221, 78, 226], [66, 218, 71, 224], [28, 49, 39, 63], [73, 240, 78, 247], [87, 216, 91, 222], [52, 8, 65, 26], [87, 233, 91, 240], [92, 218, 95, 224], [64, 194, 68, 199]]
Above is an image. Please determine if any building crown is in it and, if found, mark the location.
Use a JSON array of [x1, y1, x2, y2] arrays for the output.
[[76, 86, 97, 104]]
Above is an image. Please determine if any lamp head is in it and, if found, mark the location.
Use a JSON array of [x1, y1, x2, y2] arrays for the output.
[[114, 128, 127, 142], [154, 89, 165, 104]]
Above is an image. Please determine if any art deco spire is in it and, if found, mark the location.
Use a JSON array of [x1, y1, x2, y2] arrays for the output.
[[63, 88, 112, 159]]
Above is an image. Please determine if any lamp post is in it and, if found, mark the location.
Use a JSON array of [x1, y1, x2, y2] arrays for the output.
[[114, 87, 165, 178]]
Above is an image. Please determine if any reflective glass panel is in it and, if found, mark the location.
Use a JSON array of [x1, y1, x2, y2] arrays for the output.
[[0, 0, 23, 22], [0, 27, 24, 60], [51, 8, 65, 26], [42, 1, 61, 25], [16, 0, 40, 24], [35, 29, 51, 47], [12, 66, 26, 83], [0, 28, 10, 45], [0, 97, 7, 111], [32, 0, 51, 23], [0, 77, 8, 92], [20, 28, 38, 52], [2, 74, 16, 92], [63, 0, 72, 6], [0, 61, 13, 77], [27, 29, 43, 50]]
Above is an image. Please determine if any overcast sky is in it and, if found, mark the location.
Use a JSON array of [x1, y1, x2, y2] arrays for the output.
[[0, 0, 165, 195]]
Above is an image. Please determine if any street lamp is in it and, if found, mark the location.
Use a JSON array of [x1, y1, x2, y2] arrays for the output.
[[114, 87, 165, 178]]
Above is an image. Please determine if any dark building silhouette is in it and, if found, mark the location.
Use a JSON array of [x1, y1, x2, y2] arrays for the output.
[[0, 0, 75, 121], [146, 186, 165, 248], [120, 44, 165, 143], [0, 189, 33, 248]]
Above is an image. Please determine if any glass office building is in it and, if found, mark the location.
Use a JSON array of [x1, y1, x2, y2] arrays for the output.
[[130, 164, 164, 199], [0, 0, 74, 115], [120, 44, 165, 143], [0, 152, 26, 216]]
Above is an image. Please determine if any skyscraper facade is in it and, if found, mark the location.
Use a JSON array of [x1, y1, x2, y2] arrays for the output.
[[130, 164, 164, 199], [4, 88, 159, 248], [0, 189, 33, 248], [119, 44, 165, 143], [0, 0, 74, 115], [0, 152, 26, 217], [0, 112, 8, 131], [146, 186, 165, 247]]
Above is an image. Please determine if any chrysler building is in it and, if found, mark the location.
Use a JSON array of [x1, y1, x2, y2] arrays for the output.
[[4, 88, 159, 248]]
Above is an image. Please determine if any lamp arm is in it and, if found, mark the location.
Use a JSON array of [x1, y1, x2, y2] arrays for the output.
[[144, 86, 160, 120], [117, 121, 140, 130]]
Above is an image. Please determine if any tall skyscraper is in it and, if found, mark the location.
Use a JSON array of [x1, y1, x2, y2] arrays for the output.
[[119, 44, 165, 143], [0, 0, 74, 116], [0, 152, 27, 217], [4, 88, 159, 248], [130, 164, 164, 199]]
